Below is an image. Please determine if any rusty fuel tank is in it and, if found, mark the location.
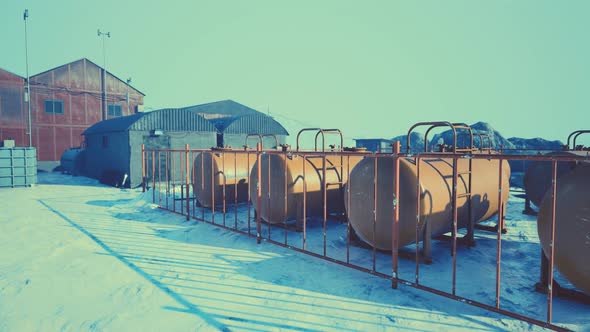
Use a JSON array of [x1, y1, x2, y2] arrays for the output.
[[249, 151, 367, 224], [537, 164, 590, 295], [345, 155, 511, 251], [524, 150, 589, 207], [193, 149, 258, 208]]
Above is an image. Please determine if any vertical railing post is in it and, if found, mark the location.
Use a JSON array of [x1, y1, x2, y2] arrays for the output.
[[141, 144, 146, 192], [152, 150, 156, 204], [256, 142, 262, 244], [158, 151, 162, 206], [451, 156, 459, 296], [302, 154, 307, 250], [415, 156, 421, 284], [172, 151, 176, 213], [392, 141, 401, 289], [234, 151, 238, 229], [201, 151, 205, 220], [323, 154, 328, 257], [211, 152, 215, 224], [284, 149, 288, 245], [496, 157, 504, 308], [372, 155, 378, 272], [547, 159, 558, 323], [185, 144, 190, 221], [346, 154, 351, 264], [166, 151, 169, 210], [247, 149, 252, 235], [268, 150, 272, 240], [222, 152, 227, 226]]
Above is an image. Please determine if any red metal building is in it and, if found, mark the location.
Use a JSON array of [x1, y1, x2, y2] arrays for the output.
[[0, 68, 27, 146], [0, 58, 145, 162]]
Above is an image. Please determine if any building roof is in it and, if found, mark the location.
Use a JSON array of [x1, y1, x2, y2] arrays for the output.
[[31, 58, 145, 96], [181, 100, 288, 135], [0, 68, 25, 80], [84, 100, 289, 136], [83, 108, 217, 135], [181, 99, 263, 118], [210, 114, 289, 135]]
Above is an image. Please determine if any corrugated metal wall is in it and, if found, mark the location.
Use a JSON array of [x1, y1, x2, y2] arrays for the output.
[[0, 69, 26, 146], [223, 114, 289, 135], [130, 108, 217, 132], [0, 59, 145, 161], [29, 59, 144, 161]]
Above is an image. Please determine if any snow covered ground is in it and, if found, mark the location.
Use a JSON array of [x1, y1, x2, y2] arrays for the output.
[[1, 172, 589, 331]]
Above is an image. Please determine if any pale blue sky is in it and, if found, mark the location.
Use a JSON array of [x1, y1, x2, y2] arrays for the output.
[[1, 0, 589, 145]]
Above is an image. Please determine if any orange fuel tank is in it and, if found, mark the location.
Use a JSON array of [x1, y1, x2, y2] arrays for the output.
[[537, 164, 590, 295], [523, 151, 589, 207], [193, 150, 258, 208], [345, 155, 511, 251], [249, 152, 366, 224]]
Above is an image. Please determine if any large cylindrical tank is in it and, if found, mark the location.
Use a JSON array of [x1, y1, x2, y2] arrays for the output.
[[60, 148, 85, 176], [345, 155, 511, 250], [537, 164, 590, 295], [193, 150, 258, 208], [249, 153, 366, 224], [524, 151, 588, 207]]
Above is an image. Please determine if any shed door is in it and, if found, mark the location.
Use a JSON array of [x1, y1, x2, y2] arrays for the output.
[[217, 133, 224, 148], [143, 135, 170, 185]]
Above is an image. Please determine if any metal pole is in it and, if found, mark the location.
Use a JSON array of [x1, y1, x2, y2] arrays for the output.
[[247, 150, 251, 235], [103, 32, 107, 119], [166, 151, 169, 210], [373, 155, 377, 272], [346, 154, 351, 264], [222, 152, 226, 226], [323, 154, 328, 257], [392, 142, 401, 289], [158, 151, 162, 206], [152, 150, 155, 203], [141, 144, 145, 192], [303, 154, 307, 250], [547, 160, 558, 323], [185, 144, 190, 220], [172, 150, 176, 213], [415, 156, 421, 284], [235, 151, 238, 229], [126, 78, 131, 114], [97, 29, 110, 121], [268, 151, 272, 240], [256, 143, 262, 244], [211, 151, 215, 223], [452, 157, 459, 296], [201, 151, 205, 220], [23, 9, 32, 147], [284, 150, 288, 245], [495, 157, 504, 308]]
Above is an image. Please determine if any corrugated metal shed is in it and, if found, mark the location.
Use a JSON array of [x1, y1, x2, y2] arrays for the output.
[[211, 114, 289, 135], [180, 100, 288, 136], [182, 99, 261, 118], [83, 108, 217, 135]]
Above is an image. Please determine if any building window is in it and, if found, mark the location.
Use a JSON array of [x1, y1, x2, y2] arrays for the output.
[[102, 136, 108, 148], [44, 100, 64, 114], [108, 104, 122, 117]]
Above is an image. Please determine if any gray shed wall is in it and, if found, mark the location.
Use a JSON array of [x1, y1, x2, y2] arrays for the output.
[[84, 131, 131, 181], [129, 130, 216, 188]]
